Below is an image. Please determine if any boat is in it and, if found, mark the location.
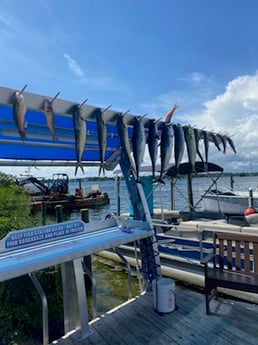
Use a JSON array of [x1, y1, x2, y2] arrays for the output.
[[18, 173, 110, 212], [200, 187, 258, 216], [31, 191, 110, 212], [166, 161, 258, 217], [108, 161, 258, 304]]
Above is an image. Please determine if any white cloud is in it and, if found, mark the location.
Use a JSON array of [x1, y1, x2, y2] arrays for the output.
[[64, 53, 85, 78]]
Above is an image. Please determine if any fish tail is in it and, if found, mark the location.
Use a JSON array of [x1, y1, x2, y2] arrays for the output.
[[75, 163, 84, 176], [19, 129, 26, 141], [51, 133, 58, 141], [98, 164, 105, 177]]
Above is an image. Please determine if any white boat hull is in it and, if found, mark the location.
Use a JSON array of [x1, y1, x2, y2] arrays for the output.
[[201, 193, 258, 215]]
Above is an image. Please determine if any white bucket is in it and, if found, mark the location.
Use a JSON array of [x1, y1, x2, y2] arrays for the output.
[[152, 278, 175, 313]]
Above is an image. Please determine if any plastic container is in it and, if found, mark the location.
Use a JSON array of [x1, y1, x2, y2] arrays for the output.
[[152, 278, 175, 313]]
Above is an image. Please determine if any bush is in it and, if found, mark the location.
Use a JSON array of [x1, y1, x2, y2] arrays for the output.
[[0, 172, 32, 238], [0, 172, 64, 344]]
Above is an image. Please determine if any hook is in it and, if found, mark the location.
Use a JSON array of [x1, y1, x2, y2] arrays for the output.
[[102, 104, 112, 113], [18, 84, 27, 95], [50, 91, 60, 103], [78, 98, 88, 108]]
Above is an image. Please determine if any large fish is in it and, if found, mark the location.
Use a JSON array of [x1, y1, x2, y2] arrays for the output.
[[173, 123, 185, 174], [208, 131, 221, 152], [147, 119, 159, 178], [225, 135, 237, 154], [43, 99, 57, 141], [193, 127, 204, 162], [183, 125, 197, 173], [95, 108, 107, 176], [13, 91, 26, 140], [72, 104, 86, 175], [216, 133, 227, 153], [200, 129, 209, 170], [116, 113, 135, 175], [156, 122, 174, 184], [132, 116, 146, 182]]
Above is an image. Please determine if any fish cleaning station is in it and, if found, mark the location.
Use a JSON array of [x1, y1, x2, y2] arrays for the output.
[[0, 86, 243, 345]]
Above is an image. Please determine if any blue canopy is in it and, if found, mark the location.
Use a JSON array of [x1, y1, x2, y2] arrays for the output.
[[0, 86, 143, 170]]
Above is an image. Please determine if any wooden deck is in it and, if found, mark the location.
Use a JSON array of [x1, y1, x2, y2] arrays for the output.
[[50, 285, 258, 345]]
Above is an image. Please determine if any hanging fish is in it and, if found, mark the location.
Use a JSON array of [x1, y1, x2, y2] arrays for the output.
[[95, 108, 107, 176], [193, 127, 204, 162], [147, 119, 159, 179], [173, 123, 185, 174], [117, 113, 135, 175], [183, 125, 197, 173], [132, 116, 146, 182], [216, 133, 227, 153], [208, 131, 221, 152], [72, 104, 86, 175], [225, 135, 237, 154], [156, 122, 174, 184], [43, 99, 57, 141], [165, 103, 180, 123], [13, 91, 26, 140], [200, 129, 209, 170]]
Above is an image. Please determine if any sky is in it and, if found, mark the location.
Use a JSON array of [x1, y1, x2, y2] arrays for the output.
[[1, 0, 258, 178]]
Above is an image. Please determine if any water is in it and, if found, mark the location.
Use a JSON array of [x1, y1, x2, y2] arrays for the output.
[[44, 174, 258, 316], [67, 174, 258, 220]]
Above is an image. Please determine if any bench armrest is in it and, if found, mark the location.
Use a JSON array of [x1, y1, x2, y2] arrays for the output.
[[201, 252, 215, 265]]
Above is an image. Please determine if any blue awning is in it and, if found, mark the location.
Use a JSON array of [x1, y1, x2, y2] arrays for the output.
[[0, 86, 140, 170]]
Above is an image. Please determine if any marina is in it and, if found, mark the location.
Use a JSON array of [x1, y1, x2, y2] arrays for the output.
[[0, 85, 258, 345]]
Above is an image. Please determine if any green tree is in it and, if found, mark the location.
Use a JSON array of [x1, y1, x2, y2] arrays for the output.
[[0, 172, 32, 238], [0, 172, 64, 344]]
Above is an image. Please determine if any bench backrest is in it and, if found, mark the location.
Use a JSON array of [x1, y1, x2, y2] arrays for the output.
[[213, 231, 258, 273]]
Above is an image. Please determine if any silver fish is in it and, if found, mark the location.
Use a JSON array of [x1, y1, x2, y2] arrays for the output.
[[183, 125, 197, 173], [13, 91, 26, 140], [225, 135, 237, 154], [147, 119, 159, 178], [173, 123, 185, 174], [193, 127, 204, 162], [208, 131, 221, 152], [200, 129, 209, 169], [43, 99, 57, 141], [72, 104, 86, 175], [95, 108, 107, 176], [216, 133, 227, 153], [132, 116, 146, 182], [157, 122, 174, 184], [116, 113, 135, 175]]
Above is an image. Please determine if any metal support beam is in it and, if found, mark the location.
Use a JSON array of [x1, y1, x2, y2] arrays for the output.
[[29, 272, 49, 345]]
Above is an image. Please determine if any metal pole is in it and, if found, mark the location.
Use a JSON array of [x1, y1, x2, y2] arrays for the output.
[[187, 174, 194, 211], [41, 201, 47, 225], [170, 179, 175, 210], [29, 272, 49, 345], [249, 188, 254, 208], [55, 205, 63, 223]]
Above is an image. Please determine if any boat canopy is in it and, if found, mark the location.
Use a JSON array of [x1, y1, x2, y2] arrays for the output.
[[166, 161, 224, 178], [0, 86, 153, 170]]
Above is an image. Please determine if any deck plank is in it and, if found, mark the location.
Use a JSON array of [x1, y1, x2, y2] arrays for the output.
[[51, 286, 258, 345]]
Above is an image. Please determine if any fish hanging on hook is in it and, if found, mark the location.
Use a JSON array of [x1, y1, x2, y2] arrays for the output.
[[42, 91, 60, 141], [12, 84, 27, 140], [72, 99, 87, 175]]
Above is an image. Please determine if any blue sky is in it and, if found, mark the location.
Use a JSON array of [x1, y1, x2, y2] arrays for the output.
[[1, 0, 258, 177]]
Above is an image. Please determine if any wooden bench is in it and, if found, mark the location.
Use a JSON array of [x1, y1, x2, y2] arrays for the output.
[[201, 231, 258, 314]]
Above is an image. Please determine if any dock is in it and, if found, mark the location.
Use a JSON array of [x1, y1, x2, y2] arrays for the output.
[[51, 285, 258, 345]]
